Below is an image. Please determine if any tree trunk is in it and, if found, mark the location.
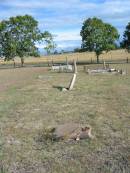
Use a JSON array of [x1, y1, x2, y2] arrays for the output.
[[21, 57, 24, 67], [13, 58, 16, 68], [96, 54, 99, 64]]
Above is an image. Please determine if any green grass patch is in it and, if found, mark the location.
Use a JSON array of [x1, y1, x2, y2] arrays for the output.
[[0, 64, 130, 172]]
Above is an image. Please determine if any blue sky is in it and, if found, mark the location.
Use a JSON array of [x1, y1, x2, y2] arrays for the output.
[[0, 0, 130, 51]]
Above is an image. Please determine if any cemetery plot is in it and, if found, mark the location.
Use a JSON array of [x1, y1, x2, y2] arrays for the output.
[[52, 64, 73, 72], [84, 64, 126, 75], [0, 64, 130, 173]]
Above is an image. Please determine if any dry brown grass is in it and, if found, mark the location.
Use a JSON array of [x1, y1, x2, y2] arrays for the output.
[[0, 49, 130, 66], [0, 64, 130, 173]]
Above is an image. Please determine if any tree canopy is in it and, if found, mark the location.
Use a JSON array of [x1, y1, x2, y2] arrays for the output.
[[80, 17, 119, 63], [121, 22, 130, 52], [0, 15, 54, 66]]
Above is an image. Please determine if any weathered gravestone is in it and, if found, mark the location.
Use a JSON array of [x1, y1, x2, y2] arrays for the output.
[[52, 64, 73, 72], [45, 123, 94, 141]]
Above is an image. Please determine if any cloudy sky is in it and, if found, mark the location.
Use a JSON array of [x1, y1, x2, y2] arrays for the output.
[[0, 0, 130, 50]]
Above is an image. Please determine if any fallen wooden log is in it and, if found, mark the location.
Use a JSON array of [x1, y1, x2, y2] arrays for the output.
[[68, 73, 77, 90]]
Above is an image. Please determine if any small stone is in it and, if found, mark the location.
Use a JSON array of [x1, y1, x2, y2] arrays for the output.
[[51, 123, 93, 141], [38, 75, 43, 79], [61, 87, 68, 92], [76, 137, 80, 141]]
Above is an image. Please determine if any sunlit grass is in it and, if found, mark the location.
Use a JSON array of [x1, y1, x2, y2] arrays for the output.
[[0, 64, 130, 172]]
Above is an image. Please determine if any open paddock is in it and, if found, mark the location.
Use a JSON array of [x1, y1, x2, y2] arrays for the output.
[[0, 63, 130, 173], [0, 49, 130, 68]]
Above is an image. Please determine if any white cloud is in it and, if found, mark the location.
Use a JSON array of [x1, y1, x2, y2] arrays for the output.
[[36, 30, 81, 49], [1, 0, 130, 27], [1, 0, 96, 10], [0, 0, 130, 49], [54, 31, 81, 41], [35, 43, 46, 49], [98, 0, 130, 19], [57, 42, 80, 49]]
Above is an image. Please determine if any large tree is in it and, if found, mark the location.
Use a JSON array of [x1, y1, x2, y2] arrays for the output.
[[121, 22, 130, 52], [80, 17, 119, 63], [0, 15, 53, 66], [0, 21, 17, 66]]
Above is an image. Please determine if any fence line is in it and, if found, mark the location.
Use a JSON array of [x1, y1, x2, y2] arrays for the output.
[[0, 57, 129, 69]]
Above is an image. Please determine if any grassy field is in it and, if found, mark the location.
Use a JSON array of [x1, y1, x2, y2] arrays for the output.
[[0, 63, 130, 173], [0, 49, 130, 67]]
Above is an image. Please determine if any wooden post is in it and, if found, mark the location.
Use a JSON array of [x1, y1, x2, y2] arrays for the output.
[[84, 65, 88, 72], [66, 57, 68, 72], [12, 58, 16, 68], [73, 60, 77, 73], [103, 61, 106, 69], [66, 57, 68, 65], [68, 73, 77, 90], [77, 57, 79, 64], [47, 59, 49, 67], [84, 65, 86, 72], [126, 57, 128, 63], [59, 64, 61, 73], [62, 60, 77, 91]]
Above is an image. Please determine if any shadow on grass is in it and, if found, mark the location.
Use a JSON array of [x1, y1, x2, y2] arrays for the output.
[[53, 85, 69, 91], [0, 63, 49, 70]]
